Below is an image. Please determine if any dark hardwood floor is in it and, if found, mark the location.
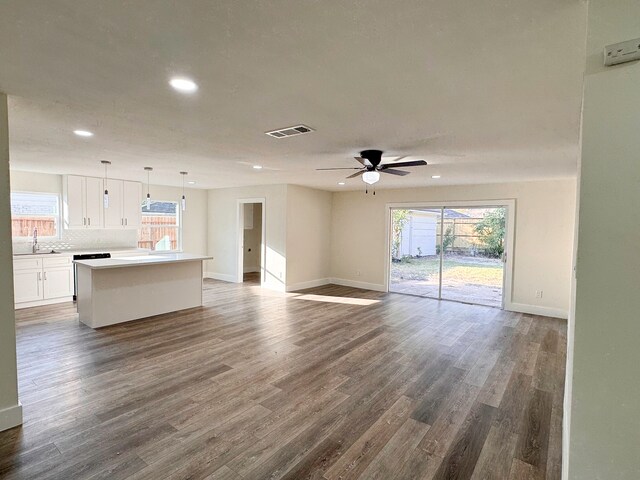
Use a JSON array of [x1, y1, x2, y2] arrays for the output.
[[0, 280, 566, 479]]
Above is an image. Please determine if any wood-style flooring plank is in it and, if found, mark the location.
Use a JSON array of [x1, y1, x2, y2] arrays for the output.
[[0, 279, 567, 480]]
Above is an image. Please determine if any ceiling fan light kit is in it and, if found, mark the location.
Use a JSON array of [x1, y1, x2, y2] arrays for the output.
[[362, 171, 380, 185]]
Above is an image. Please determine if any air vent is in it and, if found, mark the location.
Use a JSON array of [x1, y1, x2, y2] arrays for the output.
[[265, 124, 314, 139]]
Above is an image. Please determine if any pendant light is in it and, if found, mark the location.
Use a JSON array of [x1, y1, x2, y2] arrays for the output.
[[180, 171, 188, 211], [101, 161, 111, 208], [144, 167, 153, 209]]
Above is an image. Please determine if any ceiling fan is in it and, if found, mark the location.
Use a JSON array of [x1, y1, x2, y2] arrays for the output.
[[316, 149, 427, 186]]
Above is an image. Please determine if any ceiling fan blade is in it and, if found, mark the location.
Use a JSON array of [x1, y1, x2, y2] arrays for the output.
[[346, 170, 365, 179], [316, 167, 363, 171], [384, 155, 407, 163], [380, 160, 427, 169], [380, 168, 410, 176], [354, 156, 372, 167]]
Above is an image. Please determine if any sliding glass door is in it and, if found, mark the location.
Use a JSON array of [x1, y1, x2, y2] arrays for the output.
[[389, 208, 442, 298], [389, 205, 507, 308]]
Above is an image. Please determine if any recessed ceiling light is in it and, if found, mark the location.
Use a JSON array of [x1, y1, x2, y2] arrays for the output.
[[169, 77, 198, 93], [431, 175, 441, 179], [253, 165, 263, 170], [187, 181, 196, 185], [337, 181, 345, 185], [73, 130, 93, 137]]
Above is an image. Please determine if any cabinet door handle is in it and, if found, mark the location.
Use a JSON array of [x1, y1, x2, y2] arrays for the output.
[[44, 272, 47, 281], [125, 218, 128, 226], [83, 217, 86, 226], [38, 272, 41, 281], [121, 218, 124, 226], [88, 217, 91, 226]]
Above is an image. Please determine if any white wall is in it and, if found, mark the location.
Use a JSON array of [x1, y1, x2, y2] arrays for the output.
[[8, 170, 208, 254], [0, 93, 21, 431], [207, 184, 288, 290], [286, 185, 332, 290], [567, 1, 640, 478], [331, 180, 576, 317]]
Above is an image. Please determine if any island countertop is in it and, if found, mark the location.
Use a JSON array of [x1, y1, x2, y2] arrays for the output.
[[74, 253, 212, 270]]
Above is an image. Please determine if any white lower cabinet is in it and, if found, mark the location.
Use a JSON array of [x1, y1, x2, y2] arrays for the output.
[[14, 256, 74, 308], [42, 266, 74, 299], [13, 270, 42, 303]]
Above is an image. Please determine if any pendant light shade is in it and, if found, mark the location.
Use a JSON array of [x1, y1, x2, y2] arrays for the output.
[[101, 161, 111, 208], [144, 167, 153, 209], [180, 172, 188, 211]]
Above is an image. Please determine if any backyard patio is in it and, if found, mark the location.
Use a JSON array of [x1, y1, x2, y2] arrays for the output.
[[390, 254, 504, 307]]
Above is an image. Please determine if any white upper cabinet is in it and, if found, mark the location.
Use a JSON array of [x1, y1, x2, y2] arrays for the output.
[[64, 175, 102, 229], [64, 175, 85, 228], [63, 175, 142, 230], [84, 176, 103, 229], [122, 181, 142, 229], [103, 179, 124, 228]]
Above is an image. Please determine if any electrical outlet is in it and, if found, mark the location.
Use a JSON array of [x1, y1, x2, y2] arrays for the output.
[[535, 290, 543, 299], [355, 270, 361, 277], [604, 38, 640, 66]]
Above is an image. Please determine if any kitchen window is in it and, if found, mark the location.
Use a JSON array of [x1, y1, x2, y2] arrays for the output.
[[10, 192, 60, 239], [138, 200, 181, 251]]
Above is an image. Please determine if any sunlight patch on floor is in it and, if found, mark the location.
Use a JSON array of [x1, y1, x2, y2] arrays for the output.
[[291, 294, 380, 306]]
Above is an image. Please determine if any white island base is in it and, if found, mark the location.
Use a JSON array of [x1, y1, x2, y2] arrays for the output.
[[75, 254, 212, 329]]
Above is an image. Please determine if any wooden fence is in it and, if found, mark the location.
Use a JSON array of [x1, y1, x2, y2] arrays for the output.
[[12, 217, 56, 237], [138, 215, 179, 250], [437, 217, 491, 252]]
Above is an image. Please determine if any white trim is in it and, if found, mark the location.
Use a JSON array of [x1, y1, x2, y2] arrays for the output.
[[0, 402, 22, 432], [329, 277, 386, 292], [506, 302, 568, 319], [384, 199, 516, 309], [204, 271, 236, 283], [285, 278, 331, 292], [236, 198, 266, 286], [15, 296, 73, 310]]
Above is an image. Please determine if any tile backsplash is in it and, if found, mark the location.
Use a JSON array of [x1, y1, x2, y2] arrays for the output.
[[13, 229, 138, 253]]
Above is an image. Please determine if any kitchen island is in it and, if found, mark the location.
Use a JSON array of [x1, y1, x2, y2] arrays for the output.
[[74, 253, 212, 328]]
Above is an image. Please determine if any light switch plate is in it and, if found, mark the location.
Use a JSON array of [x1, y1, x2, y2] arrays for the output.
[[604, 38, 640, 66]]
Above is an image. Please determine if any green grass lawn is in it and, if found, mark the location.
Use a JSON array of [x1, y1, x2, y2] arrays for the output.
[[391, 255, 503, 287]]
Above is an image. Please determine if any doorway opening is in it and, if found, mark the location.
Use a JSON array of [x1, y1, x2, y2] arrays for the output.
[[388, 203, 512, 308], [237, 199, 266, 285]]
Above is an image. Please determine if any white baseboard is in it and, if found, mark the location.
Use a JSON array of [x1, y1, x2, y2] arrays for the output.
[[0, 403, 22, 432], [15, 296, 73, 310], [204, 272, 237, 283], [286, 278, 331, 292], [329, 277, 387, 292], [506, 302, 568, 319], [243, 266, 260, 273]]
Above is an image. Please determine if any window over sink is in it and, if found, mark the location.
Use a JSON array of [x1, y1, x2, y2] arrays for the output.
[[10, 192, 60, 240], [138, 200, 181, 252]]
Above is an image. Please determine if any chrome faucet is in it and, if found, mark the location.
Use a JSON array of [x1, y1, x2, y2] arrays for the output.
[[32, 228, 39, 253]]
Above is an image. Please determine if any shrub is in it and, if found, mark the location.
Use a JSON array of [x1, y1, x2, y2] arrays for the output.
[[391, 209, 410, 259], [474, 209, 506, 258]]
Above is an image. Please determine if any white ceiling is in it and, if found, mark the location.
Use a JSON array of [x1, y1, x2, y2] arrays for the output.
[[0, 0, 587, 191]]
